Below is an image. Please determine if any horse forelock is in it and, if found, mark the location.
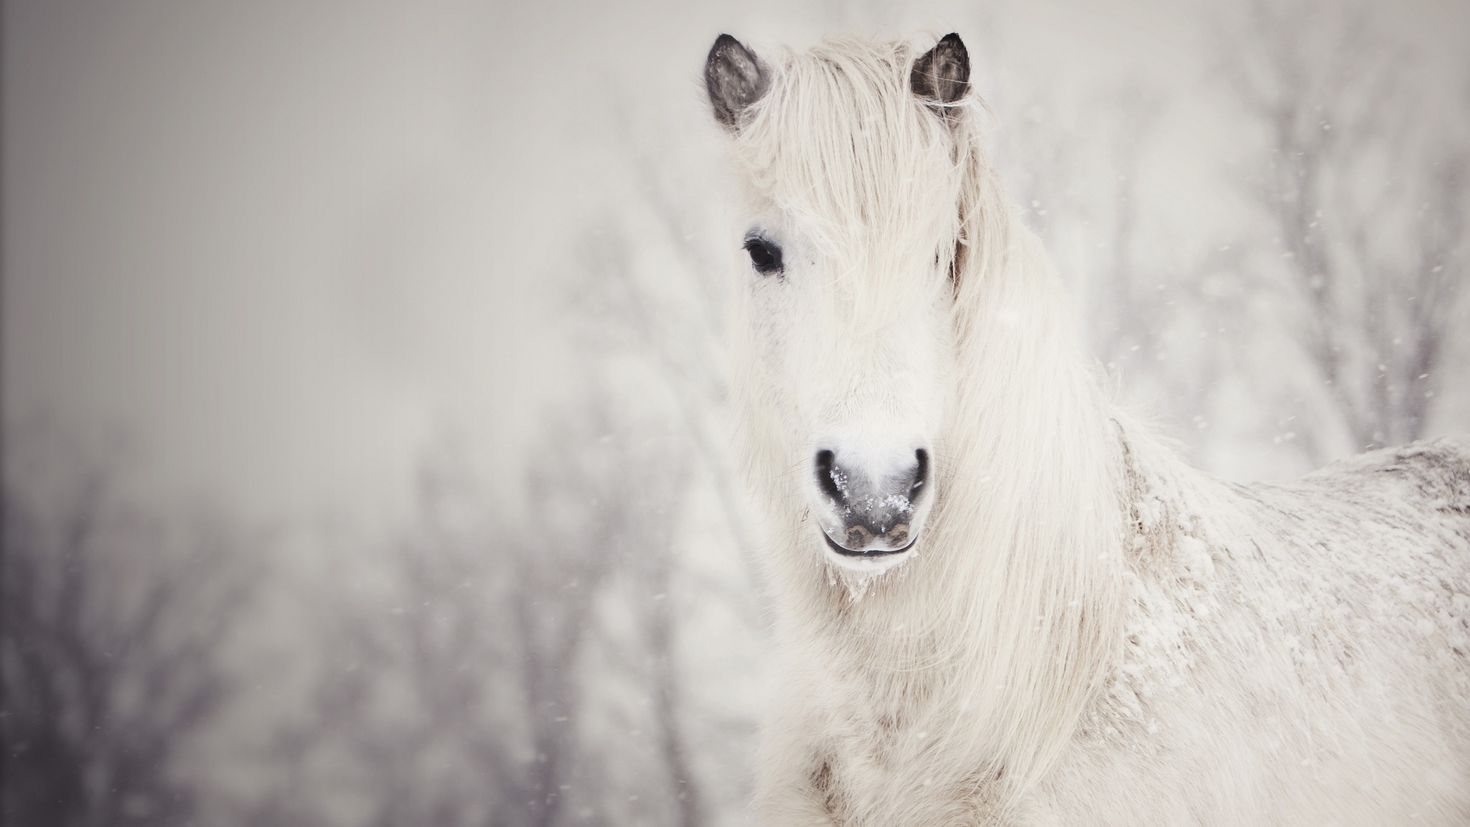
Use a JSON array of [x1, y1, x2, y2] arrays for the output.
[[732, 38, 972, 264]]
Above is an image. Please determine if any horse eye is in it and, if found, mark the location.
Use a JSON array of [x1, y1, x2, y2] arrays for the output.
[[743, 236, 783, 275]]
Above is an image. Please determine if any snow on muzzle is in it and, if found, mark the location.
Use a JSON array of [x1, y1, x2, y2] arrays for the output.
[[812, 447, 931, 556]]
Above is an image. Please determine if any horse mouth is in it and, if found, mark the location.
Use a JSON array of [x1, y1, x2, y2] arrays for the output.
[[821, 532, 917, 557]]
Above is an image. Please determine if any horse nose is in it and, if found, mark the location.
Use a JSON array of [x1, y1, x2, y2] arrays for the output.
[[814, 447, 929, 549]]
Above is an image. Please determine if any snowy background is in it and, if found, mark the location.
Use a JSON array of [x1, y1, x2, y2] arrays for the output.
[[3, 0, 1468, 824]]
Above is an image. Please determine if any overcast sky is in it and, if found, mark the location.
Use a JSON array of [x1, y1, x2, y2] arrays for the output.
[[5, 0, 1466, 526]]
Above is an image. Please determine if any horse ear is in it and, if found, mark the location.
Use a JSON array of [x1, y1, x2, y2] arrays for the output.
[[706, 34, 769, 131], [911, 33, 970, 118]]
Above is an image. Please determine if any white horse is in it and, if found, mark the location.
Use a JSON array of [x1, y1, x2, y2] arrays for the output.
[[703, 33, 1470, 825]]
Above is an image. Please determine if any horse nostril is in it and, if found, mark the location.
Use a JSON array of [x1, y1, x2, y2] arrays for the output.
[[814, 449, 845, 503], [910, 448, 929, 500]]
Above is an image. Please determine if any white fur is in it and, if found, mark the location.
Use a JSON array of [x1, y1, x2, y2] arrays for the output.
[[716, 36, 1470, 825]]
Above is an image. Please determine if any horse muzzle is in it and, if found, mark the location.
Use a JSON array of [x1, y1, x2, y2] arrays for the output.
[[812, 445, 931, 562]]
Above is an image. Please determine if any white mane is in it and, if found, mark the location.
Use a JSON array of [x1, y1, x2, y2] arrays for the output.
[[720, 35, 1470, 826]]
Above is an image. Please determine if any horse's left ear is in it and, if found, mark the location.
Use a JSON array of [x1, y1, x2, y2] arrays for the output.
[[911, 33, 970, 119]]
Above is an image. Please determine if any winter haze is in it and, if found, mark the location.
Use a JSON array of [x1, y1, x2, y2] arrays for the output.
[[3, 0, 1468, 824]]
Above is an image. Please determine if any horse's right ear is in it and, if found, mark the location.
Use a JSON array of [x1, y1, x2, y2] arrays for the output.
[[705, 34, 769, 132], [911, 33, 970, 121]]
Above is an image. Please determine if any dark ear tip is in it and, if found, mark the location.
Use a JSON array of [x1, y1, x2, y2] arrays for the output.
[[709, 33, 746, 61]]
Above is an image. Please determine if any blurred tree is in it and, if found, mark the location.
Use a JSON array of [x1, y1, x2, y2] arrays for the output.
[[1, 464, 254, 827], [1229, 0, 1469, 459], [250, 387, 703, 827]]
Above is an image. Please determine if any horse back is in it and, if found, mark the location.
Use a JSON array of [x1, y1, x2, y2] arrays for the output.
[[1307, 434, 1470, 516], [1259, 435, 1470, 555]]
